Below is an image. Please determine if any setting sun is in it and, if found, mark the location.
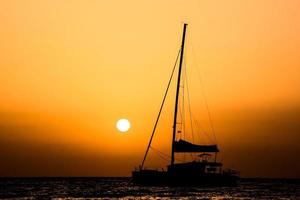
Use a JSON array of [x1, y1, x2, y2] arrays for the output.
[[116, 119, 131, 133]]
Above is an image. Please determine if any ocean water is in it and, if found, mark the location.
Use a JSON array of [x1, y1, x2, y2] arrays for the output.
[[0, 177, 299, 199]]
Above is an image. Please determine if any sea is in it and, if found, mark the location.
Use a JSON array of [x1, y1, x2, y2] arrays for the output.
[[0, 177, 299, 199]]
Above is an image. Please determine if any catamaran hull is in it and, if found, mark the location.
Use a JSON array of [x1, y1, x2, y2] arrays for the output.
[[132, 170, 239, 186]]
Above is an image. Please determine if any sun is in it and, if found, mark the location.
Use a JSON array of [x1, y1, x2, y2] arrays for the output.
[[116, 119, 131, 133]]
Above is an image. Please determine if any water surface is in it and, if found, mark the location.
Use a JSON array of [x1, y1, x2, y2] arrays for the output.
[[0, 177, 299, 199]]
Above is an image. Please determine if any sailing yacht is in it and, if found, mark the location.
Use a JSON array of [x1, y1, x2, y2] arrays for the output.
[[132, 23, 239, 186]]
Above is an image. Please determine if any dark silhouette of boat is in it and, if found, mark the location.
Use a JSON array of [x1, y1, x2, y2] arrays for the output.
[[132, 23, 239, 186]]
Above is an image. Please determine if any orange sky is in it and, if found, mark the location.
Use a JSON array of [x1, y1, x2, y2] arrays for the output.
[[0, 0, 300, 178]]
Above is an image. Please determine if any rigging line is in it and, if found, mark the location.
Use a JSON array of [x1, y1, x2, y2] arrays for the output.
[[177, 103, 183, 140], [150, 151, 170, 166], [156, 153, 170, 163], [183, 35, 213, 144], [149, 146, 171, 163], [184, 58, 195, 144], [193, 115, 214, 143], [188, 34, 217, 143], [150, 146, 186, 163], [153, 150, 170, 163], [177, 77, 185, 140], [141, 49, 181, 169], [184, 63, 196, 160], [150, 146, 171, 159], [191, 112, 215, 143], [183, 35, 194, 160], [181, 64, 185, 141], [178, 103, 183, 140], [202, 91, 217, 143]]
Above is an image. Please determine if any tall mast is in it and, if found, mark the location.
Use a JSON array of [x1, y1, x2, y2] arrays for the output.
[[171, 23, 188, 166]]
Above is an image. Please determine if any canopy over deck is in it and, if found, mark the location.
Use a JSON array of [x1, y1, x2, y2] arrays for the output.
[[174, 139, 219, 153]]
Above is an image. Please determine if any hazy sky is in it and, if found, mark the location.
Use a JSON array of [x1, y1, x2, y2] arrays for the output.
[[0, 0, 300, 178]]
